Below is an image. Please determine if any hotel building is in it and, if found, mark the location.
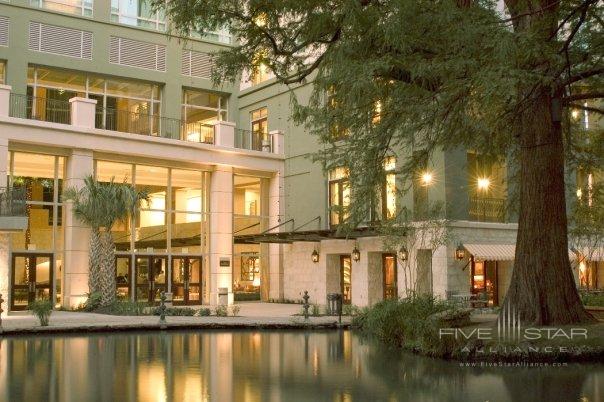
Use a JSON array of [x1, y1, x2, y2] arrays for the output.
[[0, 0, 600, 313]]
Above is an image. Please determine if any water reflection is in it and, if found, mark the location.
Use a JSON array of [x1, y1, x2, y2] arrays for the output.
[[0, 330, 601, 402]]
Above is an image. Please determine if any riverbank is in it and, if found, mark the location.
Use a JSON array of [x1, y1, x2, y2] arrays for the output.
[[0, 303, 352, 335]]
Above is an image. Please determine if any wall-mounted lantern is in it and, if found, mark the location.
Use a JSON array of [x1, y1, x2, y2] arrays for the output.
[[311, 249, 320, 263], [455, 243, 466, 260], [352, 246, 360, 262], [399, 246, 408, 262]]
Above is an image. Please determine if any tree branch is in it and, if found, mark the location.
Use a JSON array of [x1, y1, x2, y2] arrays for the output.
[[560, 67, 604, 87], [562, 92, 604, 103], [569, 103, 604, 115]]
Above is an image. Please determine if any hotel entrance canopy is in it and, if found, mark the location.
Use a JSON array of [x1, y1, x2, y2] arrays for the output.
[[464, 243, 577, 262], [234, 227, 379, 244]]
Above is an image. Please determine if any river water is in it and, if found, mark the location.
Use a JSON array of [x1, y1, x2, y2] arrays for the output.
[[0, 330, 601, 402]]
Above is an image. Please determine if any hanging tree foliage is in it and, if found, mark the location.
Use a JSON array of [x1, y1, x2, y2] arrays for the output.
[[156, 0, 603, 324]]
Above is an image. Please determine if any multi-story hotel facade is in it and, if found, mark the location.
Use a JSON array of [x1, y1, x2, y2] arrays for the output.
[[0, 0, 600, 313]]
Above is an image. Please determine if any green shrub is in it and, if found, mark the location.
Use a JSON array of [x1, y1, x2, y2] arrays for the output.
[[198, 308, 211, 316], [311, 304, 321, 316], [352, 294, 462, 354], [215, 305, 228, 317], [234, 292, 261, 302], [152, 307, 196, 316], [29, 299, 53, 326], [80, 292, 102, 312], [343, 304, 361, 316], [96, 300, 149, 316], [231, 305, 241, 316], [580, 291, 604, 307]]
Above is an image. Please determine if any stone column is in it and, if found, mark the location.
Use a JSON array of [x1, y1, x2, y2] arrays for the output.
[[0, 233, 10, 317], [63, 149, 94, 308], [270, 130, 285, 155], [0, 137, 8, 188], [268, 170, 284, 300], [209, 166, 233, 305], [69, 97, 97, 129], [213, 121, 236, 148], [0, 85, 11, 117]]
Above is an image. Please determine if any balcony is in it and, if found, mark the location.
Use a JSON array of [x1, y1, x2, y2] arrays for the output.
[[468, 197, 506, 223], [1, 90, 284, 155], [0, 187, 26, 217]]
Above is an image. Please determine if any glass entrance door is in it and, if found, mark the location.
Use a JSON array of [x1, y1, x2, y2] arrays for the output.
[[11, 253, 53, 311], [382, 254, 398, 300], [135, 256, 167, 303], [340, 255, 352, 305], [172, 257, 202, 305], [115, 256, 131, 300]]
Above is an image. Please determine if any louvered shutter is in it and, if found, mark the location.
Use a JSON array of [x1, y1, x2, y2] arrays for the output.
[[0, 16, 8, 47], [28, 22, 92, 59], [109, 36, 166, 72], [181, 50, 213, 79]]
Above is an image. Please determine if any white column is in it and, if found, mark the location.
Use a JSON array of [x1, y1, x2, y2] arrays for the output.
[[0, 233, 10, 317], [69, 97, 97, 129], [209, 166, 233, 305], [213, 121, 236, 148], [269, 130, 285, 155], [0, 85, 11, 117], [268, 170, 284, 300], [63, 149, 94, 308], [0, 137, 8, 188]]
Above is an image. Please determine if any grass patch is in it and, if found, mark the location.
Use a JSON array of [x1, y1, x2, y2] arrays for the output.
[[580, 291, 604, 307]]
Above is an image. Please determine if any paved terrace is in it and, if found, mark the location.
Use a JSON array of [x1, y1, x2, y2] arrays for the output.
[[0, 303, 352, 335]]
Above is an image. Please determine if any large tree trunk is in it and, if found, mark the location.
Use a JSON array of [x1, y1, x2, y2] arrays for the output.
[[98, 230, 116, 307], [88, 229, 103, 295], [502, 90, 592, 325]]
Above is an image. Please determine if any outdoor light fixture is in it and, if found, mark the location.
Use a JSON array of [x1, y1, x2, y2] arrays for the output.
[[571, 109, 580, 119], [421, 172, 433, 185], [455, 243, 466, 260], [352, 246, 361, 262], [477, 177, 490, 191], [311, 249, 320, 263], [399, 246, 408, 262]]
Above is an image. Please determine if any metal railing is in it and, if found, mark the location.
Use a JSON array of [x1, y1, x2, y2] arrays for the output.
[[0, 187, 27, 217], [9, 94, 71, 124], [95, 108, 214, 144], [469, 196, 506, 223], [235, 129, 266, 151]]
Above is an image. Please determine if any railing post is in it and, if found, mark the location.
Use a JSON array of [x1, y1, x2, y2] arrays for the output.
[[0, 85, 11, 117], [213, 121, 236, 148], [270, 130, 285, 155], [69, 97, 97, 129]]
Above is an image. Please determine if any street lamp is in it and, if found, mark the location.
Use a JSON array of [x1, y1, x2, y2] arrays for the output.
[[455, 243, 466, 260], [477, 177, 490, 191], [352, 246, 360, 262], [399, 246, 408, 262], [311, 249, 320, 263]]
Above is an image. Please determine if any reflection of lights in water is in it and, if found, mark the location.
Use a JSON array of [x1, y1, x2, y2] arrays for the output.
[[313, 349, 319, 376], [138, 366, 166, 402]]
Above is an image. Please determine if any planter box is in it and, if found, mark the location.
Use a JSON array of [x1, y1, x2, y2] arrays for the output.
[[585, 305, 604, 321]]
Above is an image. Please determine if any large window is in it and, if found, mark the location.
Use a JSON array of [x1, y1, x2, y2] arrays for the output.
[[95, 161, 209, 254], [250, 107, 268, 151], [8, 152, 65, 306], [190, 26, 232, 44], [0, 61, 5, 84], [27, 66, 161, 134], [467, 152, 507, 222], [111, 0, 166, 31], [329, 168, 350, 227], [181, 89, 227, 143], [372, 157, 396, 221], [30, 0, 93, 17]]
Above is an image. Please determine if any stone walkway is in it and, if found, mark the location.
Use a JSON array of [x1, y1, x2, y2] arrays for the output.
[[0, 302, 351, 335]]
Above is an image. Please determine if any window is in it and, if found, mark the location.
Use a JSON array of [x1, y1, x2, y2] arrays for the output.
[[30, 0, 93, 17], [250, 107, 268, 150], [0, 61, 4, 84], [190, 25, 232, 44], [111, 0, 166, 31], [576, 168, 595, 207], [95, 161, 209, 254], [467, 152, 507, 222], [181, 89, 228, 143], [329, 168, 350, 226], [27, 66, 161, 134], [382, 157, 396, 219], [240, 255, 260, 281]]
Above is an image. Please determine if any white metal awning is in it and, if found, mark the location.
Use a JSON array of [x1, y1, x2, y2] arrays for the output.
[[464, 243, 577, 262], [575, 247, 604, 262], [463, 244, 516, 261]]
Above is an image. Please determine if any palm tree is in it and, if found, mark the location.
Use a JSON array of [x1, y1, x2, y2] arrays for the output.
[[64, 176, 148, 307]]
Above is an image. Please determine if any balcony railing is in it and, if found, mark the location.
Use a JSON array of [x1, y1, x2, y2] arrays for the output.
[[94, 108, 214, 144], [235, 129, 266, 151], [0, 187, 27, 217], [9, 94, 71, 124], [469, 197, 506, 223]]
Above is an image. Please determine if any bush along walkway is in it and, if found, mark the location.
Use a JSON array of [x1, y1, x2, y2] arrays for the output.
[[352, 295, 604, 364]]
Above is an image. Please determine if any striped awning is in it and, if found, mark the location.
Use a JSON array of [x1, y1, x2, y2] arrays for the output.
[[463, 244, 516, 261], [574, 247, 604, 262], [464, 243, 578, 262]]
